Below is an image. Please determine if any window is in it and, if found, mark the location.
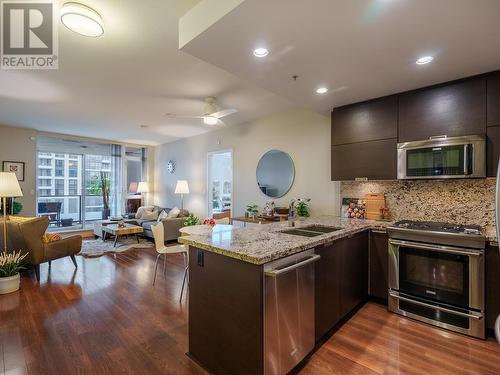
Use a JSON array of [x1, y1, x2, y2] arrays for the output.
[[207, 150, 232, 216], [38, 189, 50, 197], [55, 179, 64, 196], [39, 158, 52, 166], [55, 160, 64, 177], [68, 198, 79, 214], [38, 179, 51, 187], [69, 161, 78, 177], [68, 180, 78, 195], [39, 169, 52, 177]]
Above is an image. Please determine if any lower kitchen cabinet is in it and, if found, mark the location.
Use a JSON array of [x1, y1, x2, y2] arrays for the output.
[[315, 231, 368, 341], [486, 243, 500, 331], [369, 230, 389, 303]]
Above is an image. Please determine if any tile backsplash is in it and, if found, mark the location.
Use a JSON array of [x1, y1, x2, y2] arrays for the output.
[[341, 179, 496, 239]]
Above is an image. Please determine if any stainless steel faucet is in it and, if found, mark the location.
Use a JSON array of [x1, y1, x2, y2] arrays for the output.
[[288, 199, 296, 227]]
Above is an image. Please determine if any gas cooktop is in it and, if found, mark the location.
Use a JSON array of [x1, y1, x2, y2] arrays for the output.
[[387, 220, 485, 249], [392, 220, 482, 235]]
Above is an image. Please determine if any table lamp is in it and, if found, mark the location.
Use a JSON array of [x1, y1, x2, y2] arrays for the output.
[[175, 180, 189, 211], [0, 172, 23, 252], [137, 181, 149, 205]]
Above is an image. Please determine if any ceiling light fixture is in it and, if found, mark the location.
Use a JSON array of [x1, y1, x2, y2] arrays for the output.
[[203, 116, 218, 126], [61, 2, 104, 37], [416, 56, 434, 65], [316, 87, 329, 94], [253, 48, 269, 57]]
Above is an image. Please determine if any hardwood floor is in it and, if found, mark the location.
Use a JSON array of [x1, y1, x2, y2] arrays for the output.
[[1, 247, 499, 374]]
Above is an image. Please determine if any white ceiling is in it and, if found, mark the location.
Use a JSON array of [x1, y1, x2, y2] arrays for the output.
[[0, 0, 292, 145], [181, 0, 500, 114]]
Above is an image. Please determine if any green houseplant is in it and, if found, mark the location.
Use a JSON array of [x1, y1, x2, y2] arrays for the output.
[[0, 251, 27, 294], [246, 204, 259, 219], [184, 213, 200, 227], [296, 199, 311, 219], [88, 171, 111, 219]]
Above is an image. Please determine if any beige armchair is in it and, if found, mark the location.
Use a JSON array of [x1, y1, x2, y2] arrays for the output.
[[1, 217, 82, 282]]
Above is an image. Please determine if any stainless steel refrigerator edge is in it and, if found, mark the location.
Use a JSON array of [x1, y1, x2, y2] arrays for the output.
[[495, 159, 500, 343]]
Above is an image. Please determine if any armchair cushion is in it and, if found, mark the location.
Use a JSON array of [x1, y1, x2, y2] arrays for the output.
[[42, 233, 62, 243]]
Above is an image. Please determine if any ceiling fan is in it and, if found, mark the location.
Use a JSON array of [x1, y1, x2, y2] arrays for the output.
[[165, 96, 238, 126]]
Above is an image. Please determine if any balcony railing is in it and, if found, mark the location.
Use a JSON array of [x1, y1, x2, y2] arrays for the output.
[[37, 194, 111, 229]]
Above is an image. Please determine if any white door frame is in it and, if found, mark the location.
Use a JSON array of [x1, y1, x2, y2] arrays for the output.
[[206, 149, 233, 218]]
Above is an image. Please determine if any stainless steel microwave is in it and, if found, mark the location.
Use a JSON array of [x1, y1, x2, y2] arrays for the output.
[[397, 135, 486, 179]]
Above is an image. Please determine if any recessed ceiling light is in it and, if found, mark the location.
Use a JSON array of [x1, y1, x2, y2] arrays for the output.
[[416, 56, 434, 65], [316, 87, 329, 94], [139, 125, 148, 128], [253, 48, 269, 57], [203, 116, 218, 125], [61, 2, 104, 37]]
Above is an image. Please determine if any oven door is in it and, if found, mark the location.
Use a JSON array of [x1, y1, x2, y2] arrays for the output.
[[389, 239, 484, 311]]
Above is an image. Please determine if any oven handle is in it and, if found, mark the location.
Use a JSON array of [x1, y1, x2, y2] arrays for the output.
[[389, 291, 483, 320], [389, 239, 483, 257]]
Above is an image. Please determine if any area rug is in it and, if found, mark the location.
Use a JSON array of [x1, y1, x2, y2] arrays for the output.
[[78, 237, 154, 258]]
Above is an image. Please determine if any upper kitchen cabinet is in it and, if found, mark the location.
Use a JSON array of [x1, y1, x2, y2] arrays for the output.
[[398, 78, 487, 142], [331, 139, 397, 180], [487, 72, 500, 127], [331, 96, 398, 145]]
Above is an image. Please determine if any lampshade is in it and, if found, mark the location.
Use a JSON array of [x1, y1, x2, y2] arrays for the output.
[[128, 182, 138, 193], [0, 172, 23, 197], [175, 180, 190, 194], [137, 181, 149, 193]]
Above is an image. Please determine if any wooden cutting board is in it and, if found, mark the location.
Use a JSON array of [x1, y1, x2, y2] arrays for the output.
[[363, 193, 385, 220]]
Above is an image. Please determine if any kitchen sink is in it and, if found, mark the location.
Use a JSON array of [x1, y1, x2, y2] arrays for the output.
[[298, 225, 343, 233], [281, 229, 324, 237], [281, 225, 343, 237]]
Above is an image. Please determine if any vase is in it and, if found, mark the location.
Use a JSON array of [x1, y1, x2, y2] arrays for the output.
[[0, 274, 20, 294]]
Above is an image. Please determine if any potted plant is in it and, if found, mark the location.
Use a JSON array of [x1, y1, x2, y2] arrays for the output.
[[183, 213, 200, 226], [88, 171, 111, 219], [296, 199, 311, 220], [0, 251, 27, 294], [246, 204, 259, 219]]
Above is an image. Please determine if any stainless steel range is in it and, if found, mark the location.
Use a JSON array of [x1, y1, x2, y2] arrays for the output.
[[387, 220, 485, 339]]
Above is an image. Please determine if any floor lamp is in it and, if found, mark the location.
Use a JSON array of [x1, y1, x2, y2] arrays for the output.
[[137, 181, 149, 206], [0, 172, 23, 252], [175, 180, 189, 211]]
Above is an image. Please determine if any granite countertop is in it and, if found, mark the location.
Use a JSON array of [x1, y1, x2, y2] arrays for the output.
[[178, 216, 392, 265]]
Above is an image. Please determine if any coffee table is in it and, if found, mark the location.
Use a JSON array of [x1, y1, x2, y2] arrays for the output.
[[102, 223, 144, 247]]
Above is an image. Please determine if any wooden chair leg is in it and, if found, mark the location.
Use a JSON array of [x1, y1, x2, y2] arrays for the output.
[[34, 265, 40, 282], [70, 254, 78, 268], [152, 254, 161, 286]]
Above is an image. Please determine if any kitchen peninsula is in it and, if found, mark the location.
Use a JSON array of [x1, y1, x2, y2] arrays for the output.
[[178, 216, 389, 375]]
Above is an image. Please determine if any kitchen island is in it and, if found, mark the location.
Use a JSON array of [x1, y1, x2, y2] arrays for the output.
[[178, 216, 390, 375]]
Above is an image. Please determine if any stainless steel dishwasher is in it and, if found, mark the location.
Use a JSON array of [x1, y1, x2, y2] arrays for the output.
[[264, 249, 320, 375]]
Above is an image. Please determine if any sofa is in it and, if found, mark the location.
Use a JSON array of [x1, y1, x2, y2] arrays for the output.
[[137, 207, 189, 242], [0, 216, 82, 282]]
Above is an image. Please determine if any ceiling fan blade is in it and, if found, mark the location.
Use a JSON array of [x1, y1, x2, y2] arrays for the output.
[[164, 113, 204, 119], [210, 109, 238, 118]]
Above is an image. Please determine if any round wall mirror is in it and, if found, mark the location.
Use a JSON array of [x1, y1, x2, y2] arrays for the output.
[[256, 150, 295, 198]]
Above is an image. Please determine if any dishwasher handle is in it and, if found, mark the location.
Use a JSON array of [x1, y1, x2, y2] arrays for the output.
[[265, 254, 320, 277]]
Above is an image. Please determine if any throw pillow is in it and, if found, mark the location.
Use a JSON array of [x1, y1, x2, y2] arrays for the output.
[[157, 210, 169, 222], [42, 233, 62, 243], [135, 206, 154, 219], [168, 207, 180, 218], [142, 210, 159, 221]]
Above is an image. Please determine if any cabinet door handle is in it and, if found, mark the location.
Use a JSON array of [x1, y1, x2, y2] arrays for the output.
[[371, 229, 387, 234]]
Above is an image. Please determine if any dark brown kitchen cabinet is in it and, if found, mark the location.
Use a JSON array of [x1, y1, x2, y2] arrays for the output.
[[339, 231, 369, 318], [487, 72, 500, 127], [487, 125, 500, 176], [369, 230, 389, 303], [331, 96, 398, 145], [398, 78, 487, 142], [315, 231, 368, 341], [331, 138, 397, 181], [486, 243, 500, 331]]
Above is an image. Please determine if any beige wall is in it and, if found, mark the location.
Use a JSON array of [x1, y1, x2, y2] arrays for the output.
[[154, 108, 340, 218], [0, 125, 37, 215]]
